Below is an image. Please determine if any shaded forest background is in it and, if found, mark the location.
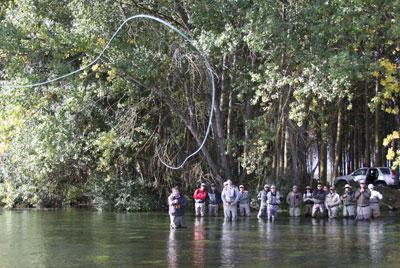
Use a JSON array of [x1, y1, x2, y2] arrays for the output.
[[0, 0, 399, 210]]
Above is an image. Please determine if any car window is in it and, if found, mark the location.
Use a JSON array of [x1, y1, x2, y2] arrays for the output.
[[353, 168, 367, 176], [379, 167, 391, 175]]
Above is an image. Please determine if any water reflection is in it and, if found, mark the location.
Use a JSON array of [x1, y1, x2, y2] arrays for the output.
[[0, 211, 398, 267], [193, 218, 206, 267], [221, 221, 237, 267], [369, 221, 384, 265], [167, 230, 179, 268]]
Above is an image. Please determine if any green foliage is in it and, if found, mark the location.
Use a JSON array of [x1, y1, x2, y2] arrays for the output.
[[0, 0, 399, 208]]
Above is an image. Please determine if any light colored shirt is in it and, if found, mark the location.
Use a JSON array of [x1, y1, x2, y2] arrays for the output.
[[221, 186, 240, 205], [370, 190, 383, 203]]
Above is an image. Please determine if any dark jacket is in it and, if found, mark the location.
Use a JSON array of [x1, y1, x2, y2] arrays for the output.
[[312, 189, 325, 204], [168, 194, 186, 216], [208, 190, 221, 205]]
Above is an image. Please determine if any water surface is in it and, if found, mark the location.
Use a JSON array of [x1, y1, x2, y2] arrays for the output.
[[0, 209, 399, 267]]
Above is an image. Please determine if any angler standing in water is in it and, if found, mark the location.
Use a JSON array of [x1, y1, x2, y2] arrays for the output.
[[303, 186, 314, 217], [168, 186, 187, 229], [221, 179, 240, 221], [341, 184, 356, 218], [238, 185, 251, 217], [355, 180, 371, 220], [193, 183, 208, 217], [267, 185, 281, 221], [312, 183, 326, 218], [257, 184, 270, 219], [325, 186, 340, 219], [368, 184, 383, 219], [208, 184, 221, 216], [286, 185, 302, 217]]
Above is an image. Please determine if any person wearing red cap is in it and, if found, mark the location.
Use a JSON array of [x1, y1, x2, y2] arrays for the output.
[[193, 183, 207, 217], [238, 185, 251, 217]]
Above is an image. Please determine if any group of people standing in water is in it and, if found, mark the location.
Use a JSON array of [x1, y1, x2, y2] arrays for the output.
[[168, 179, 383, 229]]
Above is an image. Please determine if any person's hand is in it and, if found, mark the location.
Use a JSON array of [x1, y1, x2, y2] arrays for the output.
[[360, 188, 365, 193]]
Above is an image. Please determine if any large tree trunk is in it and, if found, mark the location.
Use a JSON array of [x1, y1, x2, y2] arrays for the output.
[[332, 100, 343, 182], [364, 83, 371, 167], [374, 79, 382, 166], [319, 123, 328, 184]]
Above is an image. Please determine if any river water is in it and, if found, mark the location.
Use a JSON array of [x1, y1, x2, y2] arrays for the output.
[[0, 209, 399, 267]]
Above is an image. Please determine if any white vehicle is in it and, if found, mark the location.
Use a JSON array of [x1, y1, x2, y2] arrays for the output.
[[335, 167, 398, 186]]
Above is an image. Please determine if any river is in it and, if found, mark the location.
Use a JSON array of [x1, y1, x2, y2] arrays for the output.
[[0, 209, 399, 267]]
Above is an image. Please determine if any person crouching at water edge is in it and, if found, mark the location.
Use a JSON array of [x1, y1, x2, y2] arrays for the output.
[[325, 186, 340, 218], [193, 183, 207, 217], [221, 179, 240, 221], [303, 186, 314, 217], [368, 184, 383, 219], [168, 186, 186, 229], [355, 180, 371, 220], [312, 183, 326, 218], [238, 185, 251, 217], [286, 185, 302, 217], [341, 184, 356, 218], [257, 184, 270, 219], [267, 185, 281, 221], [208, 183, 221, 217]]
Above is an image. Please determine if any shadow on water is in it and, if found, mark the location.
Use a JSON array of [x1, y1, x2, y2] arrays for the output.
[[1, 209, 400, 267]]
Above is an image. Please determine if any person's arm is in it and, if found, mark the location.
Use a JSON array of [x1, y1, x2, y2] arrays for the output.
[[233, 188, 240, 204], [333, 194, 340, 206], [193, 189, 198, 199], [168, 195, 174, 206], [377, 191, 383, 200], [168, 195, 177, 206], [364, 190, 371, 199], [276, 193, 281, 204], [312, 190, 317, 199], [354, 191, 361, 200], [221, 189, 227, 203], [180, 197, 186, 208]]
